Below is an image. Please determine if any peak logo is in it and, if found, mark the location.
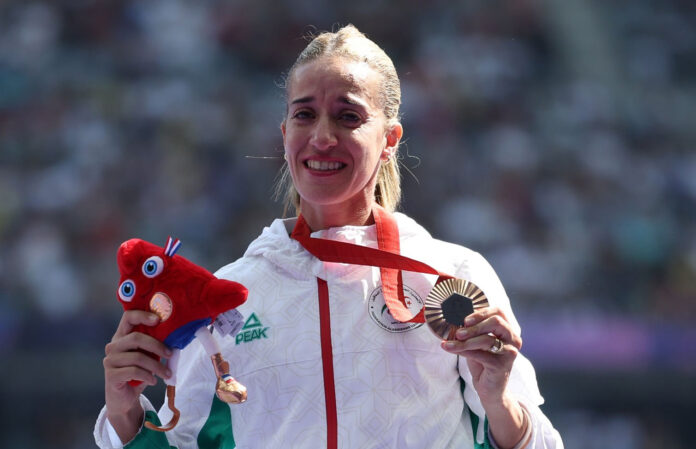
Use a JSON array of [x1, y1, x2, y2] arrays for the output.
[[235, 313, 269, 345]]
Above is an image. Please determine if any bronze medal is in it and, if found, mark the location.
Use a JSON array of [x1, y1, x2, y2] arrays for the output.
[[150, 292, 173, 322], [425, 278, 489, 340]]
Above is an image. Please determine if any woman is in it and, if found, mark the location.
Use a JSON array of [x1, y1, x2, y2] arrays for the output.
[[96, 25, 563, 449]]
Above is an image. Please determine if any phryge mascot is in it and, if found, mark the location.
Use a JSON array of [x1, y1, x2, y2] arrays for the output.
[[116, 237, 248, 431]]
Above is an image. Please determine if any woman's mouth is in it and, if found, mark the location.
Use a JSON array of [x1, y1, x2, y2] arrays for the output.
[[305, 160, 346, 171]]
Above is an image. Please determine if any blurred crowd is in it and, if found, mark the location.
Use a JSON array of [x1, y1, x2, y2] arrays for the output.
[[0, 1, 694, 448]]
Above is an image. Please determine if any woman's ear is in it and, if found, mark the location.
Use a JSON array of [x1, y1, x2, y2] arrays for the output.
[[382, 122, 403, 160], [280, 121, 287, 144]]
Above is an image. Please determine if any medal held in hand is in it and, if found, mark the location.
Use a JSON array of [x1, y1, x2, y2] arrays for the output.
[[425, 278, 489, 340]]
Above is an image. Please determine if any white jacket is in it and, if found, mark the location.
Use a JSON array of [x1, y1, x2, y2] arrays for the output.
[[95, 213, 563, 449]]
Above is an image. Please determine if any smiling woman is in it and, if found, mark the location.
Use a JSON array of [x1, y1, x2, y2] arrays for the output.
[[96, 24, 563, 449], [280, 56, 403, 230], [276, 25, 403, 219]]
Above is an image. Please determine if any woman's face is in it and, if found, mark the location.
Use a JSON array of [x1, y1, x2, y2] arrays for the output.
[[282, 56, 401, 218]]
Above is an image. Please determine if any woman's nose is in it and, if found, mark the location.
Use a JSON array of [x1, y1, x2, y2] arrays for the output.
[[309, 116, 337, 151]]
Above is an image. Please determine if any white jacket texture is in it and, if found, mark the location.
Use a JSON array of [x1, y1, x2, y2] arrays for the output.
[[95, 213, 563, 449]]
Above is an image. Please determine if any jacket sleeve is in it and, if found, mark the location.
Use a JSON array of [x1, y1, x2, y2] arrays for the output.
[[456, 251, 564, 449], [94, 395, 173, 449], [94, 339, 236, 449], [503, 401, 564, 449]]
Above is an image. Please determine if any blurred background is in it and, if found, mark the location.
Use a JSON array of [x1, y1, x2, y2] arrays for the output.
[[1, 0, 695, 447]]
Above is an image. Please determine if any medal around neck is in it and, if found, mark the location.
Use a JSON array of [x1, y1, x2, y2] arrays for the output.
[[425, 278, 489, 340]]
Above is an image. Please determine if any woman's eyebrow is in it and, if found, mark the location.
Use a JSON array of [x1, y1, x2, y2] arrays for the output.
[[290, 95, 368, 108], [338, 95, 368, 108], [290, 96, 313, 105]]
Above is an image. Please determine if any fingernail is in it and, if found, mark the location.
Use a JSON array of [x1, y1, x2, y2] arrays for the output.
[[442, 341, 455, 349], [464, 316, 475, 326], [149, 315, 159, 323], [456, 328, 468, 338]]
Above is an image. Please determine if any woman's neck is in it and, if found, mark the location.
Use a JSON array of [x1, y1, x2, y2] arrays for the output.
[[299, 199, 376, 232]]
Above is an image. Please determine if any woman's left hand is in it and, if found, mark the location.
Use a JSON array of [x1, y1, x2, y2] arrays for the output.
[[441, 306, 523, 403]]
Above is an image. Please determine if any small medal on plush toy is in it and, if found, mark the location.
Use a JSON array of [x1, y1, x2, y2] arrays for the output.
[[116, 236, 249, 432], [424, 278, 489, 340]]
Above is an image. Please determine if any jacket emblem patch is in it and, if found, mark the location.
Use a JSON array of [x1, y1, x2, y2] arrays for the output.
[[368, 285, 424, 333]]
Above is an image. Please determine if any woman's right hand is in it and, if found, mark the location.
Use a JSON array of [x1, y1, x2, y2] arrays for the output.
[[103, 310, 172, 443]]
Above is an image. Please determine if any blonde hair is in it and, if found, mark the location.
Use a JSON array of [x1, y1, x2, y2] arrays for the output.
[[276, 24, 402, 215]]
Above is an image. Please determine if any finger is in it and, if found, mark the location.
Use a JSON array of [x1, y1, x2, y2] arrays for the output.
[[464, 306, 510, 328], [443, 334, 504, 353], [456, 315, 522, 349], [106, 365, 160, 387], [106, 331, 172, 360], [460, 344, 518, 367], [113, 310, 161, 339], [442, 338, 519, 363], [104, 351, 172, 381]]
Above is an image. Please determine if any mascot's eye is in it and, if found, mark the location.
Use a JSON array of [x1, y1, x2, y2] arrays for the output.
[[142, 256, 164, 278], [119, 280, 136, 302]]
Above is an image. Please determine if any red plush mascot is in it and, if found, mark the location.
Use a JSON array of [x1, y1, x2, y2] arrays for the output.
[[116, 237, 248, 432]]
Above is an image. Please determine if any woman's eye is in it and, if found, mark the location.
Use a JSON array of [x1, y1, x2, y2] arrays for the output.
[[119, 280, 136, 302], [292, 110, 313, 119], [142, 256, 164, 278], [340, 112, 361, 123]]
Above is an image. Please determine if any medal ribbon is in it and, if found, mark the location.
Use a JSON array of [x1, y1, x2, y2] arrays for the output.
[[291, 205, 454, 323]]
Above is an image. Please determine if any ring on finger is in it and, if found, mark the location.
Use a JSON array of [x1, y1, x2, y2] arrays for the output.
[[489, 337, 504, 354]]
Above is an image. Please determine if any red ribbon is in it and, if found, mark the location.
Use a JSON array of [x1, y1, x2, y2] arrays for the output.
[[291, 205, 453, 323]]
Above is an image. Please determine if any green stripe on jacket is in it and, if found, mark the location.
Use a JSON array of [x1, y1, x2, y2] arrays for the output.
[[125, 396, 234, 449]]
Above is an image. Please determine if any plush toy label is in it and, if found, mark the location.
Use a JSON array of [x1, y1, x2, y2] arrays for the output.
[[214, 309, 245, 337]]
